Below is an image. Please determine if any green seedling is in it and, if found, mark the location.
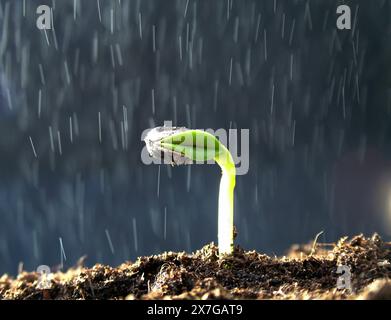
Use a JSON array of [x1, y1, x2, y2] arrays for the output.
[[144, 126, 236, 256]]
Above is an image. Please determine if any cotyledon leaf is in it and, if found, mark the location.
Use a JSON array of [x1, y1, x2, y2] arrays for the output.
[[160, 129, 223, 163], [144, 127, 227, 165]]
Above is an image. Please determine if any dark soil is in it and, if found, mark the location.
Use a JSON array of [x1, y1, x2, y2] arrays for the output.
[[1, 234, 391, 300]]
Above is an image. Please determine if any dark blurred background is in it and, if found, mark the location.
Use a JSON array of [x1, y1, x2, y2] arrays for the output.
[[0, 0, 390, 275]]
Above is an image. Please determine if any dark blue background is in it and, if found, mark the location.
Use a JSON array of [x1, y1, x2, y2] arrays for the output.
[[0, 0, 390, 275]]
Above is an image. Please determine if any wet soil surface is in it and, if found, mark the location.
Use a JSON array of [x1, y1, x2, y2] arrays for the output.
[[1, 234, 391, 300]]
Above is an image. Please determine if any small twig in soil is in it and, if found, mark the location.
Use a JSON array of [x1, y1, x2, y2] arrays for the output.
[[310, 231, 324, 257]]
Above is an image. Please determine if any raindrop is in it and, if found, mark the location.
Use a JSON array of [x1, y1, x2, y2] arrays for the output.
[[43, 29, 50, 46], [57, 130, 62, 155], [292, 120, 296, 146], [110, 8, 114, 34], [178, 36, 183, 61], [96, 0, 102, 22], [132, 218, 138, 253], [289, 19, 295, 46], [151, 88, 155, 114], [184, 0, 189, 18], [105, 229, 115, 255], [73, 0, 78, 20], [213, 80, 219, 111], [115, 44, 123, 66], [6, 88, 12, 110], [152, 24, 156, 52], [98, 111, 102, 143], [69, 117, 73, 143], [229, 57, 233, 85], [37, 89, 42, 118], [59, 237, 67, 269], [64, 60, 71, 85], [271, 84, 275, 115], [49, 126, 55, 153], [233, 16, 239, 43], [138, 12, 142, 39], [110, 45, 115, 68], [254, 13, 261, 43], [38, 64, 46, 85], [290, 54, 293, 81], [304, 1, 313, 31], [29, 136, 38, 158]]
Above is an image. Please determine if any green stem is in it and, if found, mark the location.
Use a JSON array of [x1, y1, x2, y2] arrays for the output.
[[215, 147, 236, 255]]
